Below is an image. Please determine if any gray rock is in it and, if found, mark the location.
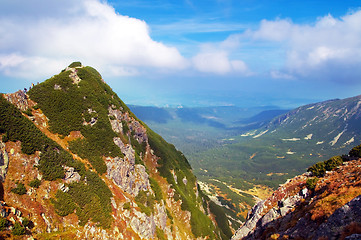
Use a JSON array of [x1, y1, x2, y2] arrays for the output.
[[314, 195, 361, 240], [345, 234, 361, 240], [64, 166, 81, 183], [232, 200, 266, 240], [0, 141, 9, 182], [130, 209, 156, 239], [106, 141, 150, 196], [261, 208, 280, 227], [4, 90, 30, 111]]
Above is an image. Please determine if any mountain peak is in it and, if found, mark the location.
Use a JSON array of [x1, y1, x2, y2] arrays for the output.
[[0, 64, 230, 239]]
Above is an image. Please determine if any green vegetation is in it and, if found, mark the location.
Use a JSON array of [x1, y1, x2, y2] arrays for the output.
[[11, 183, 27, 195], [1, 73, 114, 228], [28, 66, 124, 173], [149, 177, 163, 201], [123, 202, 131, 210], [135, 190, 155, 216], [12, 222, 25, 235], [22, 108, 33, 116], [68, 139, 107, 174], [209, 201, 233, 239], [68, 62, 82, 68], [306, 177, 318, 190], [29, 179, 41, 188], [308, 155, 344, 177], [349, 144, 361, 158], [0, 94, 54, 155], [52, 171, 112, 228], [22, 218, 31, 228], [156, 227, 167, 240], [0, 217, 7, 231], [146, 127, 220, 238]]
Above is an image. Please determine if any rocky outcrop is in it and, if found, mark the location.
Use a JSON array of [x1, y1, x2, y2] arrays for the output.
[[66, 66, 82, 84], [232, 200, 266, 239], [0, 141, 9, 181], [108, 107, 148, 143], [130, 209, 156, 239], [233, 158, 361, 240], [4, 90, 33, 111], [314, 195, 361, 240], [64, 166, 81, 184], [106, 156, 150, 196]]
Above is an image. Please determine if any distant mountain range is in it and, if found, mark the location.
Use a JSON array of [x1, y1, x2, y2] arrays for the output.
[[130, 94, 361, 229]]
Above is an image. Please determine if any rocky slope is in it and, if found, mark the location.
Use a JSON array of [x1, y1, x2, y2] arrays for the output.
[[232, 145, 361, 240], [0, 62, 231, 239]]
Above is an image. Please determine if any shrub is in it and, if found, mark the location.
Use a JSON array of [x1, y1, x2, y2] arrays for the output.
[[11, 183, 27, 195], [307, 162, 326, 177], [12, 222, 25, 235], [0, 217, 7, 231], [68, 62, 82, 68], [306, 177, 318, 190], [156, 227, 167, 240], [0, 94, 56, 155], [21, 218, 31, 228], [349, 144, 361, 158], [29, 179, 41, 188], [123, 202, 131, 210], [149, 177, 163, 201], [308, 155, 344, 177], [22, 108, 33, 116], [324, 156, 343, 171]]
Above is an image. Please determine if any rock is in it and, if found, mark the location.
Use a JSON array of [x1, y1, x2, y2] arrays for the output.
[[41, 213, 52, 233], [106, 155, 150, 196], [261, 208, 280, 227], [154, 203, 167, 230], [233, 187, 309, 239], [0, 141, 9, 181], [314, 195, 361, 240], [232, 200, 266, 240], [67, 67, 81, 84], [182, 177, 188, 185], [130, 209, 156, 239], [345, 234, 361, 240], [4, 90, 31, 111], [64, 166, 81, 184]]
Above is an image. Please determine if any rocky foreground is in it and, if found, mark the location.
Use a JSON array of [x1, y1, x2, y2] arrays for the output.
[[232, 156, 361, 240]]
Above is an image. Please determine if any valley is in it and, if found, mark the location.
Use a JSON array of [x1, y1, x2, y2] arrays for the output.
[[130, 94, 361, 227]]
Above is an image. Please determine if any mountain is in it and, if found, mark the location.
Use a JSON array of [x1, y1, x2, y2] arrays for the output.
[[232, 145, 361, 240], [191, 94, 361, 190], [0, 62, 231, 239], [131, 95, 361, 231]]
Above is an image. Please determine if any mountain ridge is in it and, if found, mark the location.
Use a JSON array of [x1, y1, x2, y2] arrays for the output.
[[0, 62, 231, 239]]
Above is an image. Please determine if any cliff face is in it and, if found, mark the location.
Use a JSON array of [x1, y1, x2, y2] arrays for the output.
[[232, 151, 361, 240], [0, 63, 229, 239]]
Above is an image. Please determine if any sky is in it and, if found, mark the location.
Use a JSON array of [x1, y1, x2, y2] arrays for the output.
[[1, 0, 361, 108]]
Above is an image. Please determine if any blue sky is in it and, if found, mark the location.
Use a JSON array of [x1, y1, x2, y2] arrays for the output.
[[1, 0, 361, 108]]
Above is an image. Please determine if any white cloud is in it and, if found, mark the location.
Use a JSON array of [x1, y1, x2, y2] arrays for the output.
[[192, 36, 250, 75], [0, 0, 187, 79], [248, 10, 361, 82]]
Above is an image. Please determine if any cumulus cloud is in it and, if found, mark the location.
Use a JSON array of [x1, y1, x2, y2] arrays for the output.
[[0, 0, 187, 79], [248, 10, 361, 82], [192, 36, 250, 75]]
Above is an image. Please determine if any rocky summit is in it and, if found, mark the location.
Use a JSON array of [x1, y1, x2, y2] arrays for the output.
[[0, 62, 231, 239]]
